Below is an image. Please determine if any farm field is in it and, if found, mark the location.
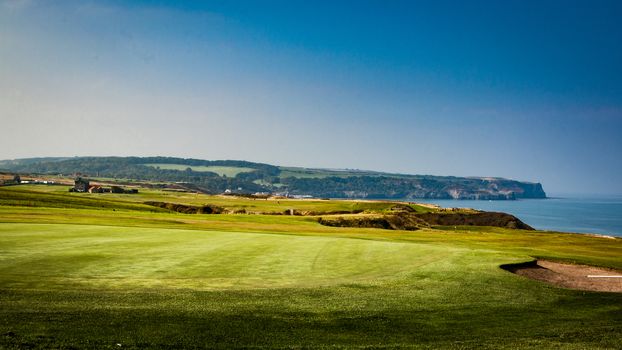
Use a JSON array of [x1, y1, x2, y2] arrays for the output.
[[143, 163, 255, 177], [278, 166, 416, 180], [0, 185, 621, 349], [277, 167, 373, 179]]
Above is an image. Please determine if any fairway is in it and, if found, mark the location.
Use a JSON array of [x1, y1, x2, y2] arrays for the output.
[[1, 186, 622, 348], [3, 1, 622, 347]]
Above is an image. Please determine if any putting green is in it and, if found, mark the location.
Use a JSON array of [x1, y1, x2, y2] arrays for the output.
[[2, 219, 622, 348], [0, 223, 465, 290]]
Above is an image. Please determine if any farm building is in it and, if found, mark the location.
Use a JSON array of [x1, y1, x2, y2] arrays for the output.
[[69, 178, 138, 194], [88, 185, 104, 193]]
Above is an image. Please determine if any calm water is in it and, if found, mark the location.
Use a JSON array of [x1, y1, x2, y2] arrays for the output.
[[414, 194, 622, 237]]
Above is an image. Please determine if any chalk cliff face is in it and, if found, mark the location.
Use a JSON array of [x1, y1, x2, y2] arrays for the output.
[[436, 180, 546, 200], [516, 182, 547, 198], [283, 176, 546, 200], [0, 156, 547, 200]]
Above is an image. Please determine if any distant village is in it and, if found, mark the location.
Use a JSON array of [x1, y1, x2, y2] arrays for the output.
[[0, 174, 56, 186], [0, 173, 322, 198], [0, 174, 138, 194]]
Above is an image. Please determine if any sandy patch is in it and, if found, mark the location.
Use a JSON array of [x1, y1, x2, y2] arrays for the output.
[[501, 260, 622, 293]]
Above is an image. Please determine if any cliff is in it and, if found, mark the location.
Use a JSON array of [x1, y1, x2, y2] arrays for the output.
[[318, 211, 534, 231], [0, 156, 546, 200]]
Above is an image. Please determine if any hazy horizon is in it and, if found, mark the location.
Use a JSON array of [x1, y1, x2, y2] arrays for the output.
[[2, 0, 621, 195]]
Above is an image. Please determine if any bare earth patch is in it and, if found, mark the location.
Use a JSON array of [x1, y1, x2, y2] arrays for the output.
[[502, 260, 622, 293]]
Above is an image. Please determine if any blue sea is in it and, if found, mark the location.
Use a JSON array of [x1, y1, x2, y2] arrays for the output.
[[414, 194, 622, 237]]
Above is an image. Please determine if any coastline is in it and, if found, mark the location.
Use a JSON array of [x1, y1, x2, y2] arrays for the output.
[[412, 195, 622, 237]]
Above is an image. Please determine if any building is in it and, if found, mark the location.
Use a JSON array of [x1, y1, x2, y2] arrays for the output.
[[72, 177, 90, 192], [88, 185, 104, 193]]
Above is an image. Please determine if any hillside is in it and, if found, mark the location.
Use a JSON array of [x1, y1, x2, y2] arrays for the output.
[[0, 156, 546, 200]]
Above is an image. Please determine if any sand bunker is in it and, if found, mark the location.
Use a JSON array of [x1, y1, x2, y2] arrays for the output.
[[501, 260, 622, 293]]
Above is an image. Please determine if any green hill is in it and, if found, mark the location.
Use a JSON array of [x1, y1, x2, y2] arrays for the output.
[[0, 156, 546, 200]]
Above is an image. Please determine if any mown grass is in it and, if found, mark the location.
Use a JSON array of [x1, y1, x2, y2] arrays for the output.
[[0, 185, 621, 348]]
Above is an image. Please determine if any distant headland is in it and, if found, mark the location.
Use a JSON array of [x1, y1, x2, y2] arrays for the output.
[[0, 156, 546, 200]]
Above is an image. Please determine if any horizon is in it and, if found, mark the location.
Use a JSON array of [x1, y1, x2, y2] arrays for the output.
[[3, 154, 548, 181], [5, 154, 620, 197], [6, 154, 622, 198], [2, 0, 621, 195]]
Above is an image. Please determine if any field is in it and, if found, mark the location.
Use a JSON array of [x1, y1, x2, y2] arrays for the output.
[[278, 166, 382, 179], [1, 185, 621, 349], [143, 163, 255, 177], [277, 166, 420, 180]]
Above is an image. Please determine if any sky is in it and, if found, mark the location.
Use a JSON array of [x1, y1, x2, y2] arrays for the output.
[[1, 0, 621, 195]]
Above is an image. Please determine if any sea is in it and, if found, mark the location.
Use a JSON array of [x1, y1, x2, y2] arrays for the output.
[[413, 194, 622, 237]]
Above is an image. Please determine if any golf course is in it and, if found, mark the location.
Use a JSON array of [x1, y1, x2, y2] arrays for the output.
[[3, 0, 621, 347], [1, 184, 621, 349]]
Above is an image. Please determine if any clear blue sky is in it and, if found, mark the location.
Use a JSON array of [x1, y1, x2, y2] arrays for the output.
[[1, 0, 621, 194]]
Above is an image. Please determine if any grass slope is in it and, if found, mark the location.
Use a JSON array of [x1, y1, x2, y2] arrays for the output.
[[1, 184, 433, 214], [0, 185, 621, 349]]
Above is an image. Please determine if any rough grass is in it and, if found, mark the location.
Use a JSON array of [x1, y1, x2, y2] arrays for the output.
[[0, 186, 621, 348], [0, 186, 166, 212], [0, 185, 435, 214]]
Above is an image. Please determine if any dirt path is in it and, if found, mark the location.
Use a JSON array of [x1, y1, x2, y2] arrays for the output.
[[502, 260, 622, 292]]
